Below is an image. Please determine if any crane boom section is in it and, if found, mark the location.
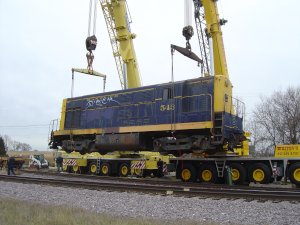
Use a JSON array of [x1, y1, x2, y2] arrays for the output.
[[100, 0, 141, 89], [201, 0, 228, 77]]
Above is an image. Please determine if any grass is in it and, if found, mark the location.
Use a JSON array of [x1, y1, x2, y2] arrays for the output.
[[0, 197, 213, 225]]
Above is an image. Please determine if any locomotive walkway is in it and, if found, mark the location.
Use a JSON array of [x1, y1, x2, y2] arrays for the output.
[[0, 174, 299, 202]]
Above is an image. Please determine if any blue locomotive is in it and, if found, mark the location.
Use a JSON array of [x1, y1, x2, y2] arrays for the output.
[[50, 76, 244, 155]]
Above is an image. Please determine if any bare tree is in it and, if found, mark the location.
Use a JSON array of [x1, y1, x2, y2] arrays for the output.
[[0, 134, 32, 151], [17, 143, 32, 151], [2, 135, 12, 151], [250, 86, 300, 155], [0, 136, 7, 156]]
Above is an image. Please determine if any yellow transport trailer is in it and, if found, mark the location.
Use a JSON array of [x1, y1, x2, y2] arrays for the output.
[[171, 144, 300, 187], [0, 156, 25, 170], [60, 151, 173, 178]]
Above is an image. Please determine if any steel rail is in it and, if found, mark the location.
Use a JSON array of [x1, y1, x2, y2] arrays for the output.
[[20, 169, 300, 192]]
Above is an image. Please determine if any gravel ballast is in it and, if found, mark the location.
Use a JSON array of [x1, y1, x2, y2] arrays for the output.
[[0, 180, 299, 225]]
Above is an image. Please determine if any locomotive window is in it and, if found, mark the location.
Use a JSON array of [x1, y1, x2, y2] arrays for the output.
[[163, 88, 173, 100]]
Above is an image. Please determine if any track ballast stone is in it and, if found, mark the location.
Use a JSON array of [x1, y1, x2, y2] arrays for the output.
[[0, 181, 299, 225]]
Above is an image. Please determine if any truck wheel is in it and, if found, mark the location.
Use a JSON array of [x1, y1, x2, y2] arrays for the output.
[[89, 162, 98, 175], [100, 162, 111, 176], [62, 164, 67, 172], [230, 163, 247, 185], [288, 162, 300, 186], [133, 168, 145, 177], [71, 165, 80, 174], [180, 164, 196, 182], [249, 163, 271, 184], [119, 163, 130, 177], [199, 164, 218, 183]]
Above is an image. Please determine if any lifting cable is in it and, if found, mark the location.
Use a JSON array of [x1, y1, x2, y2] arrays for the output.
[[86, 0, 98, 72], [170, 48, 176, 135], [87, 0, 97, 36]]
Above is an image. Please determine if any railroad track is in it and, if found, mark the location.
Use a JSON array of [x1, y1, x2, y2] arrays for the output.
[[19, 169, 298, 191], [1, 174, 300, 202]]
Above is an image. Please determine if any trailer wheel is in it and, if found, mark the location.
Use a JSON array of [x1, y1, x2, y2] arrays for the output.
[[119, 163, 130, 177], [288, 162, 300, 186], [89, 162, 98, 175], [230, 163, 247, 185], [199, 164, 218, 183], [62, 165, 69, 172], [71, 165, 80, 174], [133, 168, 146, 177], [249, 163, 271, 184], [100, 162, 111, 176], [180, 164, 196, 182]]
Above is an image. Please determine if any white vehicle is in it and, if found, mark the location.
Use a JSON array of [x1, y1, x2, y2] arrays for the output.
[[29, 154, 49, 169]]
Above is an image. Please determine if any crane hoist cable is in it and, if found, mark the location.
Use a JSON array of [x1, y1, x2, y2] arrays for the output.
[[86, 0, 98, 72]]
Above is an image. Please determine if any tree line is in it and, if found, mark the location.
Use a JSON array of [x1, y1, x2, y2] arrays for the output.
[[247, 86, 300, 156], [0, 134, 32, 156]]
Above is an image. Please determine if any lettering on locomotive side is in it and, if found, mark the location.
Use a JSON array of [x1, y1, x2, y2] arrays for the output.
[[86, 96, 120, 109], [160, 104, 175, 111]]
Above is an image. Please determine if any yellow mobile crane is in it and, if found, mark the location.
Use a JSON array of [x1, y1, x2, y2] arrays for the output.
[[100, 0, 141, 89]]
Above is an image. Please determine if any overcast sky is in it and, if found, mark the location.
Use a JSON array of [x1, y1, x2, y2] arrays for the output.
[[1, 0, 300, 150]]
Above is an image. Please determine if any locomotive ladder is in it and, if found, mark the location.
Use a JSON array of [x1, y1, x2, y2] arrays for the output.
[[213, 112, 224, 144]]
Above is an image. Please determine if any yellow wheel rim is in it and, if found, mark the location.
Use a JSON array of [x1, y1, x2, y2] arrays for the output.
[[181, 169, 191, 181], [134, 168, 142, 176], [253, 169, 265, 182], [102, 165, 109, 175], [63, 165, 68, 171], [90, 164, 97, 173], [121, 166, 128, 176], [202, 169, 212, 182], [231, 169, 240, 181], [293, 168, 300, 182], [73, 165, 79, 172]]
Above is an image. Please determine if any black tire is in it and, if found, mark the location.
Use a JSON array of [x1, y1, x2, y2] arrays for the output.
[[249, 163, 271, 184], [71, 165, 81, 174], [288, 162, 300, 186], [179, 164, 196, 182], [88, 162, 98, 175], [199, 164, 218, 183], [229, 163, 247, 185], [100, 162, 111, 176], [119, 163, 130, 177]]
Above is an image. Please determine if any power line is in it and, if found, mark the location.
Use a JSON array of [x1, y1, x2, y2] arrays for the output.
[[0, 124, 49, 128]]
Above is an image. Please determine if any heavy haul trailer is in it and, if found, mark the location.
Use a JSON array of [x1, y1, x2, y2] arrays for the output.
[[61, 151, 173, 177], [172, 145, 300, 187]]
